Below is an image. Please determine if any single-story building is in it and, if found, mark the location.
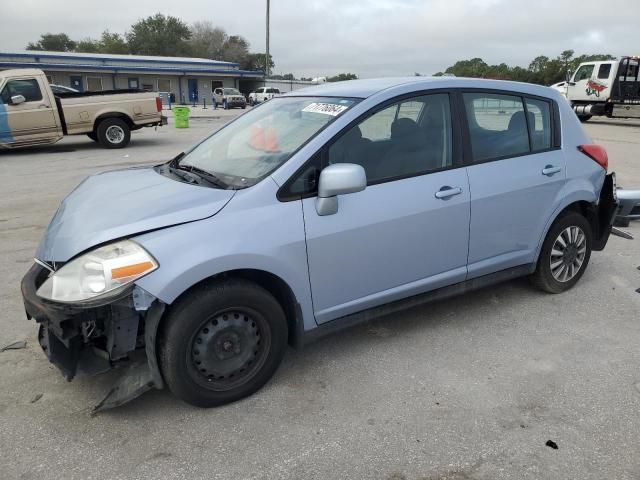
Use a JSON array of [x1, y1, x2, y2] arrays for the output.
[[0, 50, 264, 104]]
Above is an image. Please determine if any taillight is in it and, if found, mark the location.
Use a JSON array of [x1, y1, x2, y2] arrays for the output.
[[578, 144, 608, 171], [155, 97, 162, 112]]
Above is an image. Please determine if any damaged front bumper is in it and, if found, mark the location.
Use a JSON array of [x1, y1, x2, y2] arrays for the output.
[[21, 263, 166, 412]]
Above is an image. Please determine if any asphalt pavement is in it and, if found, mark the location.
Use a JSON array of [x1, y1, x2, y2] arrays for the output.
[[0, 115, 639, 480]]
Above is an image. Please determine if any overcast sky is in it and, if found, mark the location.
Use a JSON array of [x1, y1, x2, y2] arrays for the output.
[[2, 0, 638, 77]]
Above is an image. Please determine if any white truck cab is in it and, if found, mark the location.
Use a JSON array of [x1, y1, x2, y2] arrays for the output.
[[563, 57, 640, 121]]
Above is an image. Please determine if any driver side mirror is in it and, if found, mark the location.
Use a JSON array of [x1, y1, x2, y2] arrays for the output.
[[10, 94, 26, 105], [315, 163, 366, 216]]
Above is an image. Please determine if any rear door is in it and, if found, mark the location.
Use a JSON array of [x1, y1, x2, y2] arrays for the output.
[[0, 76, 59, 147], [461, 91, 565, 278], [301, 92, 471, 323]]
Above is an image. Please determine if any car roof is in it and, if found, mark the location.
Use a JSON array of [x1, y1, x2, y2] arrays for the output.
[[286, 76, 559, 100]]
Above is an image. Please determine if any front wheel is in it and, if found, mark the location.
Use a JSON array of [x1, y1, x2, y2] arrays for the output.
[[531, 212, 592, 293], [96, 118, 131, 149], [578, 115, 592, 123], [159, 279, 288, 408]]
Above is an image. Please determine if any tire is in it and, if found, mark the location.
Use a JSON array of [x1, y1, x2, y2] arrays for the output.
[[242, 105, 246, 109], [531, 212, 592, 294], [87, 132, 98, 142], [159, 278, 288, 408], [578, 115, 592, 123], [96, 118, 131, 149]]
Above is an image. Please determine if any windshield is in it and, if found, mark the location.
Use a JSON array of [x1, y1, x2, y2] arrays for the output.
[[178, 96, 358, 188], [223, 88, 241, 95]]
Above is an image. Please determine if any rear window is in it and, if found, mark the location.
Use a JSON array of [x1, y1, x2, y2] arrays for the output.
[[463, 92, 554, 162], [597, 64, 612, 80]]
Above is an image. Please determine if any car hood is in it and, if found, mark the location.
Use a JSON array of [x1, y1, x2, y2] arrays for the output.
[[36, 166, 235, 262]]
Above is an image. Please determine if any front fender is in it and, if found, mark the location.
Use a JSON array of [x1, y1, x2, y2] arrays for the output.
[[132, 190, 317, 332]]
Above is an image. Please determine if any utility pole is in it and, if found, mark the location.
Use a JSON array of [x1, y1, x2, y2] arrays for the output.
[[265, 0, 270, 80]]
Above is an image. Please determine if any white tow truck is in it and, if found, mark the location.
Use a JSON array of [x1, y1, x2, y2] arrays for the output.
[[561, 56, 640, 122]]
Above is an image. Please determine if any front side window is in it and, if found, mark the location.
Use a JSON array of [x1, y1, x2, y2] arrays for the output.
[[463, 93, 529, 162], [0, 79, 43, 104], [328, 93, 453, 184], [178, 96, 357, 188], [574, 65, 595, 82]]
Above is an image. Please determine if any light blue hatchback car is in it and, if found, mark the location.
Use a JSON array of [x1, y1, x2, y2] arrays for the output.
[[22, 77, 617, 410]]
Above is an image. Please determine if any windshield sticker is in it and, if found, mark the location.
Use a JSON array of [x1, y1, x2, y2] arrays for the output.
[[302, 103, 348, 116]]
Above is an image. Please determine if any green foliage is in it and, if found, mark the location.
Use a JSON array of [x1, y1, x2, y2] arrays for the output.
[[24, 15, 272, 70], [326, 73, 358, 82], [99, 31, 129, 54], [126, 13, 191, 56], [440, 51, 617, 85], [75, 38, 101, 53], [26, 33, 76, 52]]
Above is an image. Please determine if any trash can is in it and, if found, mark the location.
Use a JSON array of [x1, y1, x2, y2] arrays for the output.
[[173, 106, 191, 129]]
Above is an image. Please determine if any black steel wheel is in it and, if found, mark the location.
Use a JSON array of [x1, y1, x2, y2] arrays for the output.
[[159, 279, 288, 407], [187, 308, 269, 391]]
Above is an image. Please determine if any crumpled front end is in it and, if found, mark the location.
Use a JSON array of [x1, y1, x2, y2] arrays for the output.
[[21, 262, 165, 412]]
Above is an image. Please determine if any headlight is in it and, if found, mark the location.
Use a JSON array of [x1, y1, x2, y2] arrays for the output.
[[36, 240, 158, 304]]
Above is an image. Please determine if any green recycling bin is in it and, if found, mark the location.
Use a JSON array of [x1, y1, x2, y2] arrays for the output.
[[173, 106, 191, 129]]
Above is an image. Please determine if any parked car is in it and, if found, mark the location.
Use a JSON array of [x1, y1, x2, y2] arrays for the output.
[[0, 69, 167, 149], [615, 188, 640, 226], [22, 77, 617, 411], [213, 87, 246, 109], [248, 87, 281, 105], [49, 84, 79, 94]]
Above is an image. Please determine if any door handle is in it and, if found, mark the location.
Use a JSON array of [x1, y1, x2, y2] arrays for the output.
[[435, 186, 463, 199], [542, 165, 562, 176], [38, 104, 49, 109]]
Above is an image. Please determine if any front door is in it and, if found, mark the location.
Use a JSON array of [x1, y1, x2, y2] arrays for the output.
[[188, 79, 198, 103], [70, 75, 83, 92], [567, 63, 597, 102], [0, 77, 58, 147], [302, 93, 470, 323], [461, 91, 566, 278]]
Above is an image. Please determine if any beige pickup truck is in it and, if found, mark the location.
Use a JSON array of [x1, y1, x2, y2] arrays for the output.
[[0, 69, 167, 149]]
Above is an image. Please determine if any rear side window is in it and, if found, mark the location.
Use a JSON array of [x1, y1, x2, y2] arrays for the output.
[[463, 93, 555, 162], [463, 93, 529, 162], [597, 64, 612, 80], [525, 98, 552, 151], [1, 79, 43, 104]]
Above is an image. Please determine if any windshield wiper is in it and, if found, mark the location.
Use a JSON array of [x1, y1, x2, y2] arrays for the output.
[[174, 164, 230, 189]]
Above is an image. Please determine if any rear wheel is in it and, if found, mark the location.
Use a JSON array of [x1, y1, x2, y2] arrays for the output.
[[159, 279, 288, 408], [531, 212, 592, 293], [96, 118, 131, 149], [578, 115, 592, 123]]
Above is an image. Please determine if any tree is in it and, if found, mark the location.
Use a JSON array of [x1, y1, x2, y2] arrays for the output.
[[100, 31, 129, 54], [326, 73, 358, 82], [242, 53, 274, 71], [126, 13, 191, 56], [76, 38, 101, 53], [26, 33, 76, 52], [189, 21, 227, 59]]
